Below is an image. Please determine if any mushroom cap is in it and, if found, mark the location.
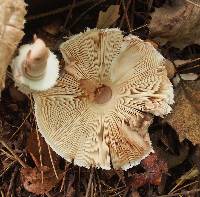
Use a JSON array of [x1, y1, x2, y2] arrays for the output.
[[11, 41, 59, 93], [33, 28, 174, 170]]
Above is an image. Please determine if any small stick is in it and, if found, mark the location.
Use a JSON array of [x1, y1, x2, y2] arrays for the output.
[[27, 0, 97, 21], [185, 0, 200, 8], [63, 0, 76, 29], [130, 0, 135, 28], [10, 110, 32, 140], [119, 0, 132, 31], [6, 166, 18, 197], [47, 144, 59, 179], [85, 168, 94, 197], [36, 130, 44, 184], [69, 0, 106, 29], [0, 190, 5, 197], [60, 163, 70, 192], [0, 140, 27, 168], [157, 188, 200, 197], [171, 180, 199, 194]]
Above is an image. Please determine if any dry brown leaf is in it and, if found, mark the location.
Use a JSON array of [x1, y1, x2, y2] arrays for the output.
[[129, 153, 167, 189], [166, 80, 200, 144], [21, 166, 63, 195], [149, 0, 200, 49], [96, 5, 120, 28], [0, 0, 26, 90]]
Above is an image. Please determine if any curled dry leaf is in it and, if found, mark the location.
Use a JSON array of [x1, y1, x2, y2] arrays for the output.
[[0, 0, 26, 90], [96, 5, 120, 28], [149, 0, 200, 49], [166, 80, 200, 144]]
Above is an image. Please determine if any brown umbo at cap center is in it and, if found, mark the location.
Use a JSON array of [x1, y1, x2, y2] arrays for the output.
[[79, 79, 112, 104], [94, 85, 112, 104]]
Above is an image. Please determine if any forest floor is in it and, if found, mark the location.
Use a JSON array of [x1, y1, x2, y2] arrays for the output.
[[0, 0, 200, 196]]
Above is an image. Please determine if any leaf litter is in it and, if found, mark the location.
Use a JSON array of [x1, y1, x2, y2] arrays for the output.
[[0, 0, 200, 196], [149, 0, 200, 49]]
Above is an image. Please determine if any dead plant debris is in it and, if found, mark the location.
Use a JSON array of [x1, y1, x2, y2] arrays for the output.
[[149, 0, 200, 49], [0, 0, 200, 196]]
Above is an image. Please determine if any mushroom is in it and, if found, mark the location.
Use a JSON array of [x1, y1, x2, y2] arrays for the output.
[[0, 0, 26, 91], [11, 36, 59, 94], [19, 29, 174, 170]]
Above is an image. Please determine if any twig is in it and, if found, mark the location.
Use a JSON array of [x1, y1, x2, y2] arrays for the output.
[[0, 139, 27, 168], [36, 130, 44, 184], [10, 110, 32, 140], [0, 148, 15, 160], [157, 188, 200, 197], [27, 0, 97, 21], [129, 24, 148, 33], [175, 57, 200, 74], [63, 0, 76, 29], [47, 144, 58, 180], [0, 190, 5, 197], [60, 163, 69, 192], [0, 160, 16, 178], [96, 170, 103, 197], [85, 168, 94, 197], [119, 0, 132, 31], [130, 0, 135, 28], [46, 192, 53, 197], [171, 180, 199, 194], [185, 0, 200, 8], [147, 0, 153, 11], [69, 0, 106, 29], [6, 166, 18, 197]]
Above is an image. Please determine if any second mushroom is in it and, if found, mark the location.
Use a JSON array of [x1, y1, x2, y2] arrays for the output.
[[12, 28, 174, 170]]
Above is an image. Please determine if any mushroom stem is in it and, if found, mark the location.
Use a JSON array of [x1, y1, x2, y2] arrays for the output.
[[22, 36, 49, 80]]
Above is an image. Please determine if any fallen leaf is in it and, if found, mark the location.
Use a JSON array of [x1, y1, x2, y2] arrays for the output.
[[21, 131, 65, 194], [96, 5, 120, 28], [129, 153, 167, 189], [149, 0, 200, 49], [166, 80, 200, 144], [21, 166, 64, 195]]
